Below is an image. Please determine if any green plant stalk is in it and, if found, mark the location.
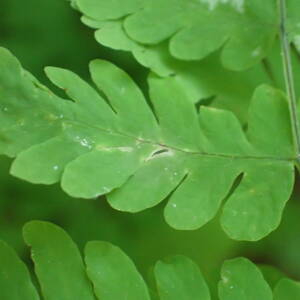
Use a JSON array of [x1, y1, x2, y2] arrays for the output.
[[278, 0, 300, 164]]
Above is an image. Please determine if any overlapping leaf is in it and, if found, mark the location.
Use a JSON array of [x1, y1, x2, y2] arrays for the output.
[[74, 0, 300, 123], [76, 0, 279, 70], [0, 48, 296, 241], [1, 221, 300, 300], [274, 278, 300, 300], [76, 0, 300, 68], [87, 17, 277, 118]]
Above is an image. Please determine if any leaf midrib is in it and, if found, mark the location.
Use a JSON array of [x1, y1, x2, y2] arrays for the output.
[[66, 119, 295, 163]]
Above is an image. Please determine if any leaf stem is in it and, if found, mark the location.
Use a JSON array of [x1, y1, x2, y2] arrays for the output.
[[278, 0, 300, 160]]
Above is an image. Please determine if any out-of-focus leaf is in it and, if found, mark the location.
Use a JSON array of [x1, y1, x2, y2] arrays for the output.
[[85, 241, 150, 300], [75, 0, 300, 124], [154, 255, 210, 300], [0, 240, 39, 300], [0, 223, 299, 300], [274, 278, 300, 300], [259, 265, 285, 289], [23, 221, 95, 300], [76, 0, 278, 71], [218, 257, 273, 300]]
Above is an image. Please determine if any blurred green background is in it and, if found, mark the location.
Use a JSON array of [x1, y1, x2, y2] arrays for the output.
[[0, 0, 299, 298]]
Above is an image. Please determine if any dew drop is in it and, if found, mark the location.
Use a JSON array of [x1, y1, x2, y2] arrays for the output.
[[251, 47, 262, 57], [77, 137, 93, 149]]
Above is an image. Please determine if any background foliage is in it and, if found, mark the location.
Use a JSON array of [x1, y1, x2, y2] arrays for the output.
[[2, 221, 300, 300], [0, 0, 300, 299]]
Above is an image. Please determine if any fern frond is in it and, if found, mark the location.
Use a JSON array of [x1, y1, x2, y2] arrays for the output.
[[77, 0, 300, 69], [0, 48, 296, 241], [274, 278, 300, 300], [73, 0, 300, 122], [0, 221, 299, 300], [76, 0, 280, 70]]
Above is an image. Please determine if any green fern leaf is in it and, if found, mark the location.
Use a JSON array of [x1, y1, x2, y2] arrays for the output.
[[76, 0, 279, 71], [76, 0, 300, 69], [23, 221, 95, 300], [85, 241, 151, 299], [274, 278, 300, 300], [219, 257, 273, 300], [0, 240, 39, 300], [0, 48, 296, 241], [259, 265, 285, 289], [87, 15, 276, 110], [154, 256, 210, 300], [0, 221, 299, 300], [74, 0, 300, 123]]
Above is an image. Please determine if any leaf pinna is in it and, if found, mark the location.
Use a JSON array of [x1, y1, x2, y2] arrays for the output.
[[0, 221, 299, 300], [76, 0, 300, 70], [0, 47, 296, 241], [74, 0, 300, 122], [76, 0, 278, 70]]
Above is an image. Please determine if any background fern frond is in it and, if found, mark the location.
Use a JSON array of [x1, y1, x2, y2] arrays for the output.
[[76, 0, 279, 70], [0, 221, 299, 300], [73, 0, 300, 122]]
